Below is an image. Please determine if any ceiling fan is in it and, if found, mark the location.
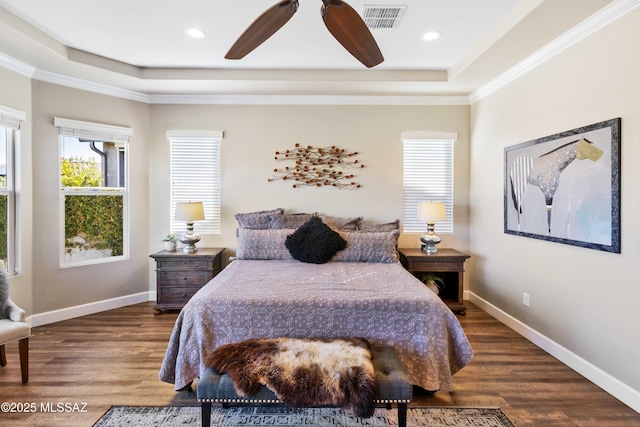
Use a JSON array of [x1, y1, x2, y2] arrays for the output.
[[225, 0, 384, 68]]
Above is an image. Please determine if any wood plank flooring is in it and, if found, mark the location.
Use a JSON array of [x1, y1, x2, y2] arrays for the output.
[[0, 301, 638, 426]]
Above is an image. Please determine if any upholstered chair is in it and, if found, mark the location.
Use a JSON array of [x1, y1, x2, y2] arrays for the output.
[[0, 262, 30, 383]]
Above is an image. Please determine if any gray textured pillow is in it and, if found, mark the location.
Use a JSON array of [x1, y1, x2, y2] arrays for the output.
[[319, 214, 363, 231], [236, 228, 295, 260], [269, 213, 314, 229], [358, 220, 400, 232], [332, 230, 400, 263], [235, 208, 284, 229]]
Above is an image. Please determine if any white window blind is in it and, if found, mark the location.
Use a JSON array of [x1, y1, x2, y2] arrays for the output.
[[54, 117, 132, 143], [402, 133, 455, 234], [168, 131, 222, 235]]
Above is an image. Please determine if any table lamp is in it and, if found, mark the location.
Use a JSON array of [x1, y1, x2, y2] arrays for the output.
[[418, 201, 446, 255], [175, 201, 205, 253]]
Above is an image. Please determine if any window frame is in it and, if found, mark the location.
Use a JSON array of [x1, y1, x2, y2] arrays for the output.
[[402, 131, 456, 235], [167, 130, 222, 236], [0, 104, 25, 275], [55, 118, 132, 268]]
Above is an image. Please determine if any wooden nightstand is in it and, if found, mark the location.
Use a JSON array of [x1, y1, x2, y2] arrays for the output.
[[399, 248, 470, 315], [150, 248, 224, 314]]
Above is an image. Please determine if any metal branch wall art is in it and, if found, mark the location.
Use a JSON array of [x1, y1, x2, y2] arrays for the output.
[[268, 143, 365, 189]]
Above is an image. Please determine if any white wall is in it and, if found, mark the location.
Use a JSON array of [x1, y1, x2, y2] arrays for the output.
[[469, 5, 640, 405], [30, 81, 151, 314], [148, 104, 470, 257]]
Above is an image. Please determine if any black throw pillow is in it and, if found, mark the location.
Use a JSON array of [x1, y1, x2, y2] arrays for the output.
[[285, 216, 347, 264]]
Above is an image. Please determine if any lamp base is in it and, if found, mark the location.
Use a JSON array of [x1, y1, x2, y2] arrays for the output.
[[180, 239, 200, 253], [179, 221, 201, 253], [420, 222, 442, 255], [421, 241, 439, 254]]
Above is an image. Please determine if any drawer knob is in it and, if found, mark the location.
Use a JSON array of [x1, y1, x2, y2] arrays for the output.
[[182, 293, 187, 297], [182, 277, 188, 280]]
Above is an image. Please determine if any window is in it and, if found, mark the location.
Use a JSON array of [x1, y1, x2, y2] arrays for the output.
[[402, 132, 456, 234], [55, 118, 132, 267], [0, 104, 24, 275], [167, 131, 222, 235]]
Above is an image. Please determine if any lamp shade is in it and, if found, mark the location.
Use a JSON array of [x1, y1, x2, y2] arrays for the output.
[[417, 201, 446, 222], [174, 201, 205, 221]]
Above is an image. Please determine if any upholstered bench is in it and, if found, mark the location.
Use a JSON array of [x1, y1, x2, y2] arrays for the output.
[[197, 344, 412, 427]]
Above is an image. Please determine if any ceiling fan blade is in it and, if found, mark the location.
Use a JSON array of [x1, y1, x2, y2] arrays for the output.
[[226, 0, 299, 60], [321, 0, 384, 68]]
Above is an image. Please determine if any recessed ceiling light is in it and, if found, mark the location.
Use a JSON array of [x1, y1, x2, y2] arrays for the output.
[[423, 31, 442, 41], [185, 28, 206, 39]]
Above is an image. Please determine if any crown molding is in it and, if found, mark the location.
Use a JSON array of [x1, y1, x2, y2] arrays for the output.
[[0, 51, 36, 77], [33, 69, 150, 103], [12, 0, 639, 108], [469, 0, 640, 104], [148, 94, 470, 106], [140, 67, 448, 82], [0, 50, 468, 105], [2, 1, 637, 106]]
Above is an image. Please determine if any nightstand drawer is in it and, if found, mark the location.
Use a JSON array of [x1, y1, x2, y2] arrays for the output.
[[150, 248, 225, 314], [407, 259, 461, 272], [159, 270, 212, 285], [161, 286, 202, 303], [158, 259, 211, 270]]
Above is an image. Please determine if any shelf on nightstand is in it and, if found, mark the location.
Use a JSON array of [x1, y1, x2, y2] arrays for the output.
[[399, 248, 470, 315]]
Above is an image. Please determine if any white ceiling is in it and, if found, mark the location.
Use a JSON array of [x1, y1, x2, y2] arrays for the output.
[[0, 0, 619, 100]]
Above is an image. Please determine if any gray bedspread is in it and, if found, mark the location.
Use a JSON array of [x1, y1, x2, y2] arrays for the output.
[[159, 259, 473, 392]]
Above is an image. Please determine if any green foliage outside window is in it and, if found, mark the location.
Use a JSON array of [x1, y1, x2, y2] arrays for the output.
[[64, 195, 123, 256], [0, 195, 6, 263], [61, 157, 123, 257], [61, 157, 101, 187]]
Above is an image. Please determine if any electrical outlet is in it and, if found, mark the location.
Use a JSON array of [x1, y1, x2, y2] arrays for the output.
[[523, 293, 530, 307]]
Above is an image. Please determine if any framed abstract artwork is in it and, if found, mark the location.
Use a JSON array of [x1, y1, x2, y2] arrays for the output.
[[504, 118, 621, 253]]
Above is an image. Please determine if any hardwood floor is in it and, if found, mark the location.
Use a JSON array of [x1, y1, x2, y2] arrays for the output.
[[0, 301, 638, 426]]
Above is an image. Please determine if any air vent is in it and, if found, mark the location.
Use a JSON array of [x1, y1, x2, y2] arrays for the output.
[[362, 5, 406, 29]]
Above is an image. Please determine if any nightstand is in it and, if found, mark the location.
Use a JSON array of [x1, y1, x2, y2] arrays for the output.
[[399, 248, 470, 315], [150, 248, 224, 314]]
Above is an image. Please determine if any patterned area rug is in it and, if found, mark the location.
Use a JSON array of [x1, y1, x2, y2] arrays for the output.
[[93, 406, 516, 426]]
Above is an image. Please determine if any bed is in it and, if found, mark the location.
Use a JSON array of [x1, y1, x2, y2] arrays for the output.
[[159, 210, 474, 392]]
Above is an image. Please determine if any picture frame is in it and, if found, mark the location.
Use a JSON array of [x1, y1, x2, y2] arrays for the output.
[[504, 118, 621, 253]]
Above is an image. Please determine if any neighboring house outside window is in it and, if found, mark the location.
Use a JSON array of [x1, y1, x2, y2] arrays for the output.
[[167, 131, 222, 236], [0, 104, 24, 275], [402, 132, 456, 234], [55, 118, 132, 267]]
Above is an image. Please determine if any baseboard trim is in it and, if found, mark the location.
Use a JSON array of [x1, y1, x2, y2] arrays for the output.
[[27, 292, 154, 327], [467, 292, 640, 414]]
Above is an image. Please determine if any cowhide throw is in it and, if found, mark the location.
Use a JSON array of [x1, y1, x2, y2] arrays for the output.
[[205, 337, 376, 418]]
